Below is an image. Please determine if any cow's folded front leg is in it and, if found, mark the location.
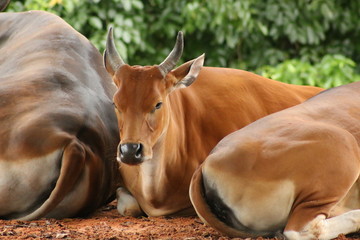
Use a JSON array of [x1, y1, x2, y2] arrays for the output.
[[116, 187, 144, 217]]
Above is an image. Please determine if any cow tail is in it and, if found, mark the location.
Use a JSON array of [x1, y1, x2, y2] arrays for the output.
[[0, 0, 10, 11], [189, 165, 262, 239], [19, 139, 86, 220]]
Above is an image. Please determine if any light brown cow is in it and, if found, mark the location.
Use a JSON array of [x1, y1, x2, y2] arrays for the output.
[[0, 9, 119, 219], [104, 28, 323, 217], [190, 82, 360, 239]]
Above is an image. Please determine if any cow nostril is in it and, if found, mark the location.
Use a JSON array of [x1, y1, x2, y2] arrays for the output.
[[119, 144, 125, 158], [135, 144, 143, 159]]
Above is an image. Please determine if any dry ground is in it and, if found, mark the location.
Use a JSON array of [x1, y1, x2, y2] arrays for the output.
[[0, 201, 359, 240]]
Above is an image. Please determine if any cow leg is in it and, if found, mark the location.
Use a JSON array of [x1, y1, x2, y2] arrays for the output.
[[116, 187, 143, 217], [284, 210, 360, 240]]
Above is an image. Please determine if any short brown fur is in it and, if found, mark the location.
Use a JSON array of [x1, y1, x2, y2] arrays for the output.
[[0, 11, 119, 219], [106, 35, 323, 216], [190, 82, 360, 239]]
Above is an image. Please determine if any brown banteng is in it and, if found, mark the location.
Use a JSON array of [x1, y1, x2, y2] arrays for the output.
[[190, 82, 360, 239], [104, 28, 323, 217], [0, 10, 119, 219]]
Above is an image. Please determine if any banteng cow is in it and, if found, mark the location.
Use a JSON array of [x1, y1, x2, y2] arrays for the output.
[[190, 82, 360, 239], [0, 8, 119, 219], [104, 28, 323, 217]]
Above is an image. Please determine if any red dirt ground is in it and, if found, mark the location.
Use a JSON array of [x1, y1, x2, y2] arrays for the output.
[[0, 201, 359, 240]]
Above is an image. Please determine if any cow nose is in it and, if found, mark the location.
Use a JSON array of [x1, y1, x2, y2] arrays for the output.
[[119, 143, 144, 165]]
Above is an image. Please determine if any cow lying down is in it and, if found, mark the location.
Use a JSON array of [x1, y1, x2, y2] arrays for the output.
[[104, 28, 323, 217], [190, 81, 360, 239], [0, 10, 119, 219]]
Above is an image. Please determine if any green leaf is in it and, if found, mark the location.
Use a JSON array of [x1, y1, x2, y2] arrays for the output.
[[132, 0, 143, 10], [89, 16, 103, 30], [121, 0, 131, 11], [321, 3, 334, 19], [257, 22, 268, 36], [62, 0, 75, 13], [122, 31, 131, 44]]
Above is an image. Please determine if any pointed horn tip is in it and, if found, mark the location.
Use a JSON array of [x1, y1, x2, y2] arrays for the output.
[[198, 53, 205, 65], [176, 31, 184, 44], [106, 27, 116, 51], [107, 27, 114, 39], [197, 53, 205, 62]]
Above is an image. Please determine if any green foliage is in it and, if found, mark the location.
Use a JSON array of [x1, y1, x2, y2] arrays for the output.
[[257, 55, 360, 88], [4, 0, 360, 88], [6, 0, 146, 62]]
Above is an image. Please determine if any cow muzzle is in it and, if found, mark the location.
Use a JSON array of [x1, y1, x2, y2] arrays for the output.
[[118, 143, 144, 165]]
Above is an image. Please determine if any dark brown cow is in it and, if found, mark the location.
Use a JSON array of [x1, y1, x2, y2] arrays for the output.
[[0, 9, 119, 219], [190, 82, 360, 239], [104, 28, 323, 217]]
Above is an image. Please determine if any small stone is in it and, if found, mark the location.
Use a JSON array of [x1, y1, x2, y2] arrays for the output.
[[55, 232, 69, 238]]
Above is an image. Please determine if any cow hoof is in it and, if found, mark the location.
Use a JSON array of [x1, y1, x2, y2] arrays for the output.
[[116, 187, 143, 217]]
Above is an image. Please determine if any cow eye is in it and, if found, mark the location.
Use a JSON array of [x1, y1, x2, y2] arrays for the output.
[[151, 102, 162, 113], [155, 102, 163, 110]]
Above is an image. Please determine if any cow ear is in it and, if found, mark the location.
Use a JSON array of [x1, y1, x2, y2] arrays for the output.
[[170, 54, 205, 89]]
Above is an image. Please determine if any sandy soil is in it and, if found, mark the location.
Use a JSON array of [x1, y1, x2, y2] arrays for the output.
[[0, 201, 359, 240]]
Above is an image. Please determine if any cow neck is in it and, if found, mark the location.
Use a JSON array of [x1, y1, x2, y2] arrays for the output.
[[138, 90, 194, 202], [159, 89, 203, 186]]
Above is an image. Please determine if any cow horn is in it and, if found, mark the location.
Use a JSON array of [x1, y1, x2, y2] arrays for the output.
[[158, 31, 184, 77], [104, 27, 125, 73], [0, 0, 10, 11]]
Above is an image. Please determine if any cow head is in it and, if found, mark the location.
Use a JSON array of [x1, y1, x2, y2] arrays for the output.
[[104, 28, 204, 165]]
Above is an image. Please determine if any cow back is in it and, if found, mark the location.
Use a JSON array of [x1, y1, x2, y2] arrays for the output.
[[0, 11, 119, 219]]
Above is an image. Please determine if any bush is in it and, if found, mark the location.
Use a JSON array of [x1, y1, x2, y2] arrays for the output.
[[5, 1, 360, 69], [257, 54, 360, 88], [4, 0, 360, 88]]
